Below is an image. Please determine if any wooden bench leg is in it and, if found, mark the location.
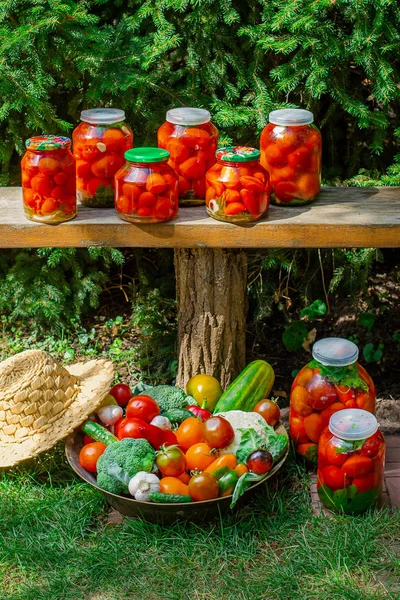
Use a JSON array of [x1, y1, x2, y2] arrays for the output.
[[174, 248, 247, 389]]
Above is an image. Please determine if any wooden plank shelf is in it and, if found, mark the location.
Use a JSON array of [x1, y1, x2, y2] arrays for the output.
[[1, 186, 399, 248]]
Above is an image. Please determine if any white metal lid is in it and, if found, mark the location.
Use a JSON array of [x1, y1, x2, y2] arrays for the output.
[[312, 337, 359, 367], [329, 409, 378, 441], [269, 109, 313, 126], [166, 107, 210, 126], [81, 108, 125, 125]]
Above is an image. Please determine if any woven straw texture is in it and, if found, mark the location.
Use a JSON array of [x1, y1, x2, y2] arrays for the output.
[[0, 350, 114, 467]]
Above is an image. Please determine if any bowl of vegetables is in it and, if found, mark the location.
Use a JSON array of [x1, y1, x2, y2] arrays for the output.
[[65, 361, 289, 523]]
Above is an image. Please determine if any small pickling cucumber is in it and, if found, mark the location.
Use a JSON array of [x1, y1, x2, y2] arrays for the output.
[[149, 492, 192, 503], [81, 421, 118, 446], [162, 408, 193, 423]]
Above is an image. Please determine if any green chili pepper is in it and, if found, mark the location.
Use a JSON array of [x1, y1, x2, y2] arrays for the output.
[[218, 469, 239, 497]]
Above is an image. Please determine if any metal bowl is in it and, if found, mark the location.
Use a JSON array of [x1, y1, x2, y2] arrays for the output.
[[65, 423, 288, 524]]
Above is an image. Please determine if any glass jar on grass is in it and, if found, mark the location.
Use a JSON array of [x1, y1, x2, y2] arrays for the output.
[[205, 146, 270, 223], [72, 108, 133, 207], [317, 409, 385, 514], [114, 148, 178, 223], [157, 108, 218, 206], [260, 109, 321, 206], [290, 338, 376, 463], [21, 135, 76, 223]]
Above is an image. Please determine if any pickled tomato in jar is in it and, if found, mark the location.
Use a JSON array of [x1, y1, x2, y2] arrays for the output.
[[157, 108, 218, 206], [21, 135, 76, 223], [290, 338, 376, 462], [73, 108, 133, 207], [114, 148, 178, 223], [260, 109, 321, 206]]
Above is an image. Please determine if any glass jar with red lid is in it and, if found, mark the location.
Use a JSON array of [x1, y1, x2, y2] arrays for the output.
[[114, 148, 178, 223], [21, 135, 76, 223], [157, 108, 218, 206], [318, 409, 385, 514], [290, 338, 376, 463], [72, 108, 133, 208], [260, 109, 321, 206], [205, 146, 270, 223]]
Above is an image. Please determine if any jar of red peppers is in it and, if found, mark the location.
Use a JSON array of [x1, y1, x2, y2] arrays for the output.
[[114, 148, 178, 223], [290, 338, 376, 463], [318, 409, 385, 514], [72, 108, 133, 207], [21, 135, 76, 223], [205, 146, 270, 223], [157, 108, 218, 206], [260, 109, 321, 206]]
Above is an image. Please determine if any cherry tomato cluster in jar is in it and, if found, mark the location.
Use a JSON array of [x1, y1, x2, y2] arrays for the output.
[[72, 108, 133, 207], [21, 135, 76, 223], [157, 108, 218, 206], [260, 109, 321, 206], [290, 338, 376, 463], [205, 146, 270, 223], [114, 148, 178, 223], [317, 409, 385, 514]]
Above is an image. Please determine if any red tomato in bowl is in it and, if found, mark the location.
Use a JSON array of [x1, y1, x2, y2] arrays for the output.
[[253, 399, 280, 427], [109, 383, 132, 407], [203, 416, 234, 449], [79, 442, 106, 473], [126, 395, 160, 423]]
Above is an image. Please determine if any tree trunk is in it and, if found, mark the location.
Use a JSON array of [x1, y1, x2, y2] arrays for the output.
[[174, 248, 247, 390]]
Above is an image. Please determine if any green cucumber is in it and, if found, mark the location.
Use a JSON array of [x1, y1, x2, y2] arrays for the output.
[[214, 360, 275, 413], [81, 421, 118, 446], [162, 408, 193, 423], [149, 492, 192, 503]]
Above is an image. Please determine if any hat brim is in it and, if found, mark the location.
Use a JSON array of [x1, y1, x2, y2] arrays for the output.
[[0, 358, 114, 468]]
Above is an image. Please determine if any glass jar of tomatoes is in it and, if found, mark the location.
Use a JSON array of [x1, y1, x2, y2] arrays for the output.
[[205, 146, 270, 223], [290, 338, 376, 463], [318, 409, 385, 514], [114, 148, 178, 223], [260, 109, 321, 206], [21, 135, 76, 223], [157, 108, 218, 206], [72, 108, 133, 208]]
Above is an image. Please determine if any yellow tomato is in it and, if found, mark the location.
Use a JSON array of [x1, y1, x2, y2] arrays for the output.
[[186, 374, 223, 411]]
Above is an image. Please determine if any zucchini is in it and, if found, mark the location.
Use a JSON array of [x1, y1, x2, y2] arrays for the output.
[[81, 421, 118, 446], [162, 408, 193, 423], [149, 492, 192, 503], [214, 360, 275, 413]]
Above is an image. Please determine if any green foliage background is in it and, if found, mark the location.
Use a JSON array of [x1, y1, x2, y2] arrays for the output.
[[1, 0, 399, 184]]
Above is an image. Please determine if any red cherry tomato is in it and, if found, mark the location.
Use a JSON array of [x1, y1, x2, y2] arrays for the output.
[[253, 399, 281, 427], [188, 472, 219, 502], [79, 442, 106, 473], [203, 416, 235, 449], [109, 383, 133, 407], [156, 445, 187, 477], [115, 417, 177, 450], [321, 465, 349, 490], [247, 449, 273, 475], [126, 395, 160, 423], [324, 439, 349, 466], [307, 375, 338, 410], [359, 433, 382, 459]]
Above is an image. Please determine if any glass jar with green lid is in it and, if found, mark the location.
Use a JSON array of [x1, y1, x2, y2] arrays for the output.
[[114, 147, 178, 223], [205, 146, 270, 223]]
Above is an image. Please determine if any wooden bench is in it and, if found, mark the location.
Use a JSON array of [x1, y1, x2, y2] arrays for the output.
[[2, 186, 399, 387]]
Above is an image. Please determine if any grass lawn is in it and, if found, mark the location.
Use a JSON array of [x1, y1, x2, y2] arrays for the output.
[[0, 446, 399, 600]]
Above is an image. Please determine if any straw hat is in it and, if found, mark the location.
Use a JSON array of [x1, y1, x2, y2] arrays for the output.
[[0, 350, 114, 467]]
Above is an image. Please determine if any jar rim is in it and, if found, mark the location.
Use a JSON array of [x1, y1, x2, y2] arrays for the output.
[[81, 108, 125, 125], [312, 338, 359, 367], [166, 107, 210, 126], [329, 409, 379, 441], [269, 109, 314, 126]]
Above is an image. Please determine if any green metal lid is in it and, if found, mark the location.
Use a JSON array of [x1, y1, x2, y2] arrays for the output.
[[124, 148, 170, 163], [216, 146, 260, 162]]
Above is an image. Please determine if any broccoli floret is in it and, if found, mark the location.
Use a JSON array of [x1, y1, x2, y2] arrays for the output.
[[145, 385, 197, 413], [96, 438, 155, 495]]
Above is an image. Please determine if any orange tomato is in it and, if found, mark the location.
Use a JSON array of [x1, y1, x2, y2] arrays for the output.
[[303, 413, 325, 443], [297, 442, 318, 461], [235, 463, 249, 477], [41, 197, 59, 215], [204, 453, 237, 473], [23, 188, 35, 208], [102, 128, 126, 151], [166, 139, 191, 162], [275, 131, 299, 154], [224, 189, 241, 204], [264, 144, 286, 167], [320, 402, 345, 427], [176, 418, 204, 450], [295, 367, 314, 388], [271, 166, 296, 185], [342, 455, 373, 479], [177, 471, 191, 484], [146, 173, 166, 194], [38, 157, 59, 174], [79, 442, 106, 473], [289, 415, 309, 443], [206, 186, 216, 202], [239, 175, 264, 192], [220, 167, 240, 190], [185, 442, 215, 471], [91, 154, 124, 178], [138, 191, 157, 207], [206, 172, 225, 196], [291, 385, 313, 416], [122, 182, 141, 203], [224, 202, 246, 215], [297, 173, 320, 199], [116, 195, 132, 214], [181, 128, 211, 149], [356, 392, 374, 412], [179, 157, 206, 180], [159, 477, 189, 496]]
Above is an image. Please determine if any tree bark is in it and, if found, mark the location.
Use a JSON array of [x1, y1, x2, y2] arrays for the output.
[[174, 248, 247, 390]]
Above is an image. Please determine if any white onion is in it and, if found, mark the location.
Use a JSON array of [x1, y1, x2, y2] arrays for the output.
[[98, 405, 123, 426]]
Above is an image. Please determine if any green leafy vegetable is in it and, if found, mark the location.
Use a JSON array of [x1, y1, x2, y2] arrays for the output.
[[308, 360, 369, 392], [300, 300, 327, 320], [236, 429, 265, 463], [282, 321, 308, 351], [230, 472, 265, 509]]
